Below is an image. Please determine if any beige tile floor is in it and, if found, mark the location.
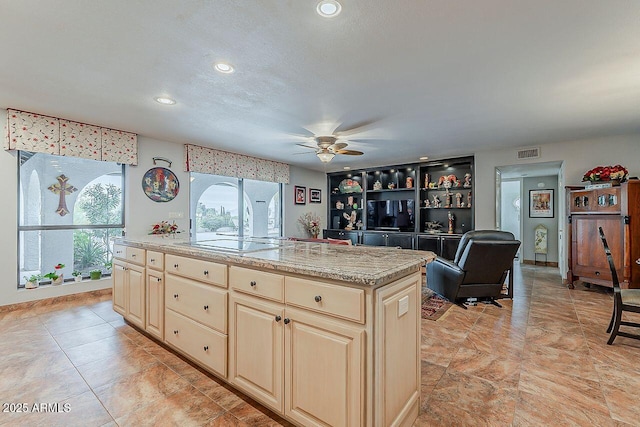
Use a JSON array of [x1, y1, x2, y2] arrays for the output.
[[0, 264, 638, 426]]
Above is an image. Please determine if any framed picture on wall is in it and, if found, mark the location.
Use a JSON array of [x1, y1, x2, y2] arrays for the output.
[[309, 188, 321, 203], [294, 185, 306, 205], [529, 189, 554, 218]]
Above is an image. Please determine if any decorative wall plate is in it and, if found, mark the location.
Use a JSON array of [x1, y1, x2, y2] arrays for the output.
[[142, 167, 179, 202]]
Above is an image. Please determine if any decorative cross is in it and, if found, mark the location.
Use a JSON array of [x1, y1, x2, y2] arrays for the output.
[[48, 174, 77, 216]]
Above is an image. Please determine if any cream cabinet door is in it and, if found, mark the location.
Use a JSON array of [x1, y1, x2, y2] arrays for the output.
[[146, 270, 164, 340], [112, 259, 126, 316], [229, 294, 284, 413], [126, 263, 146, 329], [284, 307, 364, 427]]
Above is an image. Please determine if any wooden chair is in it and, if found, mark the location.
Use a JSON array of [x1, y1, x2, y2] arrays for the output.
[[598, 227, 640, 345]]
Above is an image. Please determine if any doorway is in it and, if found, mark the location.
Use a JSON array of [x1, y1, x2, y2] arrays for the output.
[[495, 161, 563, 267], [500, 179, 521, 259]]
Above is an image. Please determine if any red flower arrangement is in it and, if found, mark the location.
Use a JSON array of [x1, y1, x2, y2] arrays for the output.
[[582, 165, 628, 182], [150, 220, 180, 235]]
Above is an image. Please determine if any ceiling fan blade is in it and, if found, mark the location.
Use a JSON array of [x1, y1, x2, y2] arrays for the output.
[[335, 149, 363, 156], [296, 143, 318, 150], [329, 142, 348, 151], [333, 118, 382, 137]]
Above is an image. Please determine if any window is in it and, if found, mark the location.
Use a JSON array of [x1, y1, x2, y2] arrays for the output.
[[190, 172, 281, 240], [18, 152, 124, 287]]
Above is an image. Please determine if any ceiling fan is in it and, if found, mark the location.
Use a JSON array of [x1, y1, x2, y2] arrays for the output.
[[297, 136, 364, 163]]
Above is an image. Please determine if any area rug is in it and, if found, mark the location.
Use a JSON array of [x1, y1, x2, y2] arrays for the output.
[[421, 289, 453, 320]]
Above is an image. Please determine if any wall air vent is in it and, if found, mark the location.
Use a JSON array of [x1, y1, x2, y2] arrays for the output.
[[516, 147, 541, 160]]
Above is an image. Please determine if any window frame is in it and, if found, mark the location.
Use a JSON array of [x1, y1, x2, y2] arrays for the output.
[[17, 150, 126, 287], [190, 172, 283, 239]]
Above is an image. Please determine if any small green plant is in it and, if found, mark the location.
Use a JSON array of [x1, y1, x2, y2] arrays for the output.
[[72, 270, 82, 277], [89, 269, 102, 280], [43, 263, 65, 281], [23, 274, 42, 283]]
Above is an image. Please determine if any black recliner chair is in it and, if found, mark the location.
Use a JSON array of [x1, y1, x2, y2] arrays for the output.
[[427, 230, 521, 308]]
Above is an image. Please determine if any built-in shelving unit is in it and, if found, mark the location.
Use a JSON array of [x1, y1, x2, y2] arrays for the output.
[[325, 156, 475, 258]]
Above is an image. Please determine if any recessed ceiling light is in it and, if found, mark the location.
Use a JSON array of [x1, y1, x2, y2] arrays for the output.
[[419, 156, 429, 160], [154, 96, 176, 105], [214, 62, 234, 74], [316, 0, 341, 17]]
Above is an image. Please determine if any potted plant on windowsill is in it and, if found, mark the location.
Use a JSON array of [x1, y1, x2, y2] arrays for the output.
[[44, 263, 65, 285], [89, 269, 102, 280], [24, 274, 42, 289], [72, 270, 83, 282]]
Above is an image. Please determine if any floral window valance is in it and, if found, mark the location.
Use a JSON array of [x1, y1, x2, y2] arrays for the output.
[[184, 144, 289, 184], [4, 109, 138, 165]]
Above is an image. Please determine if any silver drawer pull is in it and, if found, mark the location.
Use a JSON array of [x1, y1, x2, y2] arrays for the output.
[[204, 305, 209, 311], [203, 346, 209, 351], [150, 258, 155, 262], [174, 264, 179, 268], [173, 330, 179, 334], [156, 278, 161, 282], [314, 295, 322, 303], [250, 281, 257, 287], [203, 270, 209, 275], [174, 294, 179, 299]]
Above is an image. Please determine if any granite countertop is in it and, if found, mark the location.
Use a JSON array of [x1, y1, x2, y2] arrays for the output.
[[115, 237, 436, 287]]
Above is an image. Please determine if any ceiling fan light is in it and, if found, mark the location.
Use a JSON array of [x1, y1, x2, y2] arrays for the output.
[[317, 151, 335, 162]]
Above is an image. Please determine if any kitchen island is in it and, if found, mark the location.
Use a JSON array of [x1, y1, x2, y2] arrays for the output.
[[112, 237, 435, 427]]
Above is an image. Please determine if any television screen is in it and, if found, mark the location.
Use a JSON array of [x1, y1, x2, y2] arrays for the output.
[[367, 200, 415, 231]]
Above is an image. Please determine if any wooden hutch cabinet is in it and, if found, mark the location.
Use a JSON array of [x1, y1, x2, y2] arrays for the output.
[[567, 180, 640, 289]]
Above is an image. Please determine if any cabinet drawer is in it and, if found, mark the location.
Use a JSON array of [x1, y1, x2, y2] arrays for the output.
[[285, 278, 365, 324], [165, 254, 227, 288], [146, 250, 164, 270], [165, 309, 227, 378], [230, 267, 284, 302], [165, 274, 227, 333], [126, 247, 145, 266], [113, 244, 126, 260], [573, 265, 614, 283]]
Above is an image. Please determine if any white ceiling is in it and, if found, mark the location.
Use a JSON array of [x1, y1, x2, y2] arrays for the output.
[[1, 1, 638, 172]]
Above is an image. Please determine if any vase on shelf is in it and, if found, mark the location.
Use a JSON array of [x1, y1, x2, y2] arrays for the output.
[[52, 274, 63, 286]]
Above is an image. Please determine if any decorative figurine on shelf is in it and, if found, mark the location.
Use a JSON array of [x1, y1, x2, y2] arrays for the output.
[[444, 192, 453, 208], [343, 211, 357, 230], [433, 194, 442, 208], [424, 174, 430, 189], [429, 182, 437, 189], [388, 183, 396, 190], [467, 191, 472, 208], [456, 193, 462, 208], [448, 211, 455, 234], [347, 195, 354, 206], [356, 220, 363, 230], [463, 173, 472, 188], [373, 180, 382, 191], [438, 174, 458, 189], [336, 200, 344, 210], [424, 198, 431, 208], [425, 221, 442, 233], [406, 177, 414, 188]]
